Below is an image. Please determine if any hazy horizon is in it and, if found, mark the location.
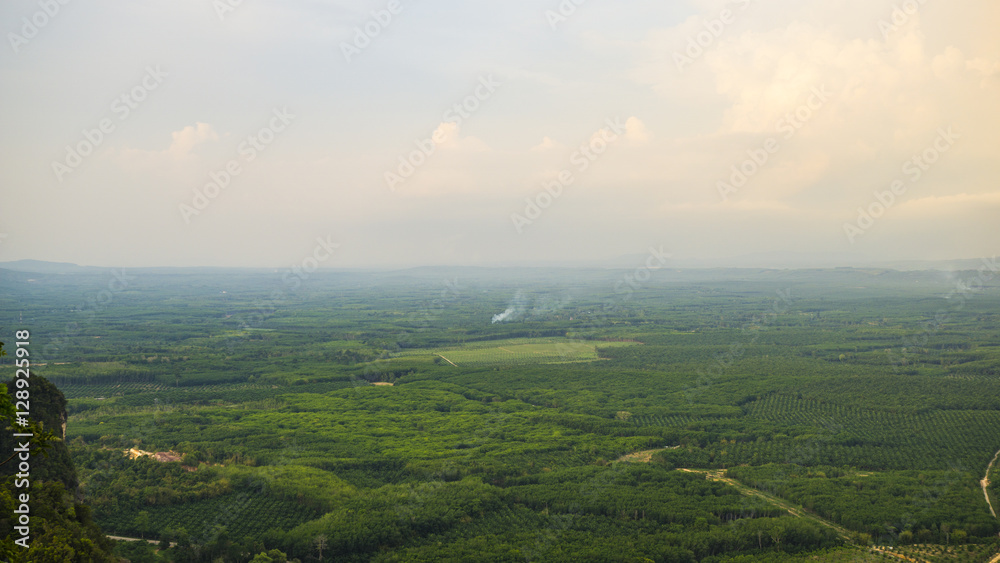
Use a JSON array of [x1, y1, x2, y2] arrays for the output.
[[3, 253, 999, 273], [2, 0, 998, 269]]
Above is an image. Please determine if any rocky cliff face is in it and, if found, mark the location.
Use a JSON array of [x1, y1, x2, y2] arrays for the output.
[[0, 375, 78, 490], [0, 374, 117, 561]]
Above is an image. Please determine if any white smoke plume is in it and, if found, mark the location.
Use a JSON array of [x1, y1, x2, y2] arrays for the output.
[[491, 291, 525, 324], [491, 308, 515, 324]]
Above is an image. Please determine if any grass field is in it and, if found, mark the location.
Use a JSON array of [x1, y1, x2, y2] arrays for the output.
[[412, 337, 639, 367]]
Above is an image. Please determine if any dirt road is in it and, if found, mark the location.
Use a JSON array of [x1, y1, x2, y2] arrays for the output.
[[436, 354, 458, 367], [676, 468, 853, 541], [983, 448, 1000, 518], [676, 468, 935, 562]]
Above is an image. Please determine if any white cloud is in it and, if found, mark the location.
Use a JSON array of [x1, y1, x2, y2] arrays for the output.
[[531, 136, 563, 152], [625, 117, 650, 145], [431, 121, 490, 152], [168, 122, 219, 157]]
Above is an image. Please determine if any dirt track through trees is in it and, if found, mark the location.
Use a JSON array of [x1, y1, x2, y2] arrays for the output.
[[983, 448, 1000, 518], [436, 354, 458, 367]]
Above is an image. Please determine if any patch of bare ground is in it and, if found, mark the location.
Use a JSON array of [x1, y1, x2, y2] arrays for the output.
[[616, 446, 679, 463], [125, 448, 183, 463]]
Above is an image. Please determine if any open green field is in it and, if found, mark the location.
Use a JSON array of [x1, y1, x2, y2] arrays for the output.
[[408, 337, 640, 367]]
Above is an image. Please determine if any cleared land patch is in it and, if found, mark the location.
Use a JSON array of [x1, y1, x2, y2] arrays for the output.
[[409, 337, 640, 368]]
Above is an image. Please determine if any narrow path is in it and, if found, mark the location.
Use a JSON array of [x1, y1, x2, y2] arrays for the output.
[[676, 469, 933, 563], [436, 354, 458, 367], [983, 448, 1000, 518], [676, 468, 853, 542]]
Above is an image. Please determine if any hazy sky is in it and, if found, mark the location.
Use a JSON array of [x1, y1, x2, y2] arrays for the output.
[[1, 0, 997, 268]]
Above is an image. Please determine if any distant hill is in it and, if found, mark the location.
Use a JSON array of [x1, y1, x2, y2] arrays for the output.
[[0, 259, 88, 274], [604, 253, 997, 272]]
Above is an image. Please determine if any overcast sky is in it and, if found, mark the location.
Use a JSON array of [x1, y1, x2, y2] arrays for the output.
[[0, 0, 997, 268]]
